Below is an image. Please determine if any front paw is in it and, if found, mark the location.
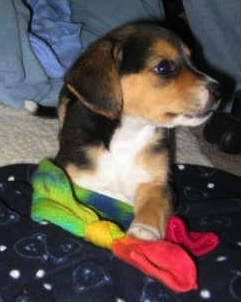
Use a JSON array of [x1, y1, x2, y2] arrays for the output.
[[127, 223, 161, 241]]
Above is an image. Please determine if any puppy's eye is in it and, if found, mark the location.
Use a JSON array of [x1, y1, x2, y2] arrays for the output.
[[153, 60, 176, 77]]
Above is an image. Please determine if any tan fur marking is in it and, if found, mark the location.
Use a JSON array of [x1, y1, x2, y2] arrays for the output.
[[65, 164, 83, 182], [86, 145, 106, 166], [151, 39, 179, 62], [121, 67, 201, 125], [58, 95, 70, 128], [131, 182, 173, 238], [129, 130, 172, 239], [135, 133, 169, 183], [65, 145, 105, 180]]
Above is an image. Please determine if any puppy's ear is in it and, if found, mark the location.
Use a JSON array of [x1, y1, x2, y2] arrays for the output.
[[66, 40, 122, 119]]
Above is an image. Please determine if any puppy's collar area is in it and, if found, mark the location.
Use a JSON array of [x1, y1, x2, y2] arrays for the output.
[[113, 116, 164, 153], [120, 115, 154, 131]]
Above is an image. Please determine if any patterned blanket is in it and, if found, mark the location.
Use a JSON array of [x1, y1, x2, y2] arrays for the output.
[[0, 163, 241, 301]]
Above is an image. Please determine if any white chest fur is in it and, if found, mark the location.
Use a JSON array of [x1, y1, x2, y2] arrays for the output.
[[73, 117, 158, 205]]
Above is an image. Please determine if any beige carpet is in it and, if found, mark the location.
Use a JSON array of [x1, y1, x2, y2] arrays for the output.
[[0, 104, 58, 166], [0, 103, 212, 168], [192, 126, 241, 177]]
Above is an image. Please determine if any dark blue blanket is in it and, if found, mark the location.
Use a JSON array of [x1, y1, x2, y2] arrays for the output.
[[0, 163, 241, 301]]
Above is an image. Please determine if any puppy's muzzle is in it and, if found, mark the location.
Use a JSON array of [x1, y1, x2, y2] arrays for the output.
[[207, 81, 222, 105], [182, 81, 221, 127], [190, 81, 221, 119]]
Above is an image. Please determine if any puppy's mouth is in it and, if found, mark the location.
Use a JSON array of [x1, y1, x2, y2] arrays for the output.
[[164, 101, 220, 127], [185, 98, 221, 120], [171, 107, 218, 127], [184, 109, 215, 120]]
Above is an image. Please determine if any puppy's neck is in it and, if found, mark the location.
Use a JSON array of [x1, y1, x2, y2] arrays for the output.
[[110, 115, 157, 152], [120, 115, 152, 131]]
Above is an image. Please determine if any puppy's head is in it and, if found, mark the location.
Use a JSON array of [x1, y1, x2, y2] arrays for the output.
[[65, 23, 220, 127]]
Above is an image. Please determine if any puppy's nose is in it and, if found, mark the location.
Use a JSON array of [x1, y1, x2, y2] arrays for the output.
[[207, 81, 222, 101]]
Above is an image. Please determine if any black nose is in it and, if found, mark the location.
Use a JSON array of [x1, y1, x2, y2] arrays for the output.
[[207, 81, 222, 101]]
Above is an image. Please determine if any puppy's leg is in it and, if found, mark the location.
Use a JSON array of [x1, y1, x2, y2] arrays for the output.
[[128, 183, 173, 240], [128, 130, 173, 241]]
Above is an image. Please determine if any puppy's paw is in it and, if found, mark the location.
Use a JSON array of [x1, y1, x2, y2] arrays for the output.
[[127, 223, 161, 241]]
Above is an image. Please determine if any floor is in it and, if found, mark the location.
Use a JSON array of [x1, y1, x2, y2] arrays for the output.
[[192, 126, 241, 177]]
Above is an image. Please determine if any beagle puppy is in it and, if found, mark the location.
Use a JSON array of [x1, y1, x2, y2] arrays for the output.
[[54, 22, 220, 241]]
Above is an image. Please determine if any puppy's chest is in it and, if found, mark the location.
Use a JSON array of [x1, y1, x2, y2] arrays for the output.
[[76, 118, 160, 205]]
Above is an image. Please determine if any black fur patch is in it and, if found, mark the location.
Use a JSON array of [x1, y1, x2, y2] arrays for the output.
[[118, 25, 183, 75], [152, 128, 172, 153], [55, 91, 120, 169], [120, 35, 153, 74]]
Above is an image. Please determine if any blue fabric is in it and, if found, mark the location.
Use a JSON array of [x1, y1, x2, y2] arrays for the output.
[[27, 0, 82, 78], [0, 0, 81, 108], [0, 0, 47, 108], [0, 0, 164, 108], [183, 0, 241, 94], [70, 0, 165, 47]]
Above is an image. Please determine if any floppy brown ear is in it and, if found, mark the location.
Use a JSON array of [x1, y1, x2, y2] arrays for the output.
[[66, 40, 122, 119]]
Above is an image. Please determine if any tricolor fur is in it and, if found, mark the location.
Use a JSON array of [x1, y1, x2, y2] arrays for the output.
[[55, 22, 220, 241]]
